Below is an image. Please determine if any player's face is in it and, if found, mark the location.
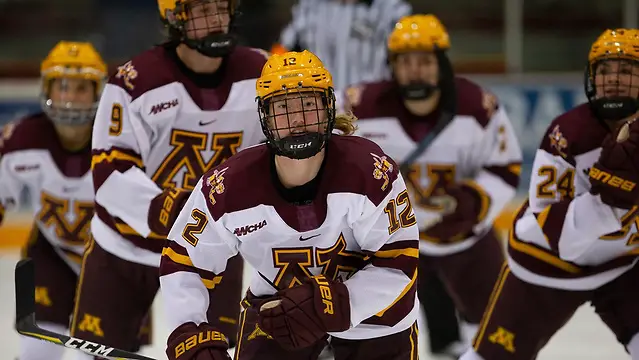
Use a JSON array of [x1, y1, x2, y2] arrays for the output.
[[594, 59, 639, 99], [392, 52, 439, 87], [48, 78, 95, 110], [268, 92, 328, 139], [184, 0, 231, 40]]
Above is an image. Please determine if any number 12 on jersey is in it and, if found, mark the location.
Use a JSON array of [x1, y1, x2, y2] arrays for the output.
[[384, 190, 417, 235]]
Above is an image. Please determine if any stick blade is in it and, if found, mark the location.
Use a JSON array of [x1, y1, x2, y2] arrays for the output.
[[15, 258, 35, 322]]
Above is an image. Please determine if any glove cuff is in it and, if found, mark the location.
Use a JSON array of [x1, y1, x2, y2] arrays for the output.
[[309, 275, 351, 332], [149, 187, 191, 237], [458, 181, 491, 223], [166, 322, 229, 360], [589, 162, 638, 209]]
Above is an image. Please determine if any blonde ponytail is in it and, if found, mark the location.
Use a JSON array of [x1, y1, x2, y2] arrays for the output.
[[333, 112, 358, 135]]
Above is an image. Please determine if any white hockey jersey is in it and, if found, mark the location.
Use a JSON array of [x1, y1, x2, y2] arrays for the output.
[[159, 135, 419, 340], [508, 103, 639, 290], [91, 44, 268, 267], [337, 78, 522, 255], [0, 114, 93, 272]]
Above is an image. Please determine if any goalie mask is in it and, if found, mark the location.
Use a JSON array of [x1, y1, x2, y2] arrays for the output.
[[585, 29, 639, 122], [387, 14, 455, 105], [40, 41, 107, 125], [158, 0, 238, 58], [256, 50, 336, 160]]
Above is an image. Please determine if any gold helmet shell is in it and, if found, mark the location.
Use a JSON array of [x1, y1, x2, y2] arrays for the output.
[[41, 41, 107, 83], [256, 50, 333, 100], [589, 29, 639, 65], [157, 0, 238, 20], [40, 41, 107, 125], [585, 29, 639, 122], [256, 50, 336, 160], [387, 14, 451, 54]]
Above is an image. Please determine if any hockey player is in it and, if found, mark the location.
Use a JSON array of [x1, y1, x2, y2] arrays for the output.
[[69, 0, 268, 356], [339, 14, 523, 357], [0, 41, 109, 360], [159, 50, 419, 360], [462, 28, 639, 360]]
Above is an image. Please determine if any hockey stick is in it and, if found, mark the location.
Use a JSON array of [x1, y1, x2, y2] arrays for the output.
[[399, 110, 454, 177], [14, 258, 157, 360]]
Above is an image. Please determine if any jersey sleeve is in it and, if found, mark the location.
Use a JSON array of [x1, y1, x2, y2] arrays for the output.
[[0, 122, 25, 222], [159, 177, 239, 331], [467, 105, 523, 233], [91, 81, 165, 238], [514, 124, 625, 264], [347, 160, 419, 327]]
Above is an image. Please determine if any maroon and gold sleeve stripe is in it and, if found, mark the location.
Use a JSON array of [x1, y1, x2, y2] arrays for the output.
[[484, 162, 522, 189], [533, 199, 572, 253], [369, 240, 418, 278], [361, 240, 418, 327], [91, 147, 145, 189], [160, 241, 223, 290]]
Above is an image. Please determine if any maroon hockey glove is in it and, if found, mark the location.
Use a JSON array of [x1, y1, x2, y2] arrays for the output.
[[166, 322, 231, 360], [421, 183, 488, 243], [257, 275, 351, 350], [148, 187, 191, 237], [589, 118, 639, 209]]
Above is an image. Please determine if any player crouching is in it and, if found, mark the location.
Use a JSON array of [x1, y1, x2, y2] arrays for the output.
[[159, 50, 420, 360]]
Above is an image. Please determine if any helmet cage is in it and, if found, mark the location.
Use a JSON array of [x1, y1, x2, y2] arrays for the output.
[[257, 87, 336, 159], [164, 0, 237, 58], [585, 56, 639, 122]]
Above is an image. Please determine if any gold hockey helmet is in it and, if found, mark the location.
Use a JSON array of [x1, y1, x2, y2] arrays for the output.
[[585, 29, 639, 121], [40, 41, 107, 125], [387, 14, 451, 54], [157, 0, 239, 58], [256, 50, 336, 159]]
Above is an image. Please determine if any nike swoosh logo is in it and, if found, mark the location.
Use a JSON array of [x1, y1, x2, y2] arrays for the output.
[[299, 234, 321, 242], [199, 119, 218, 126]]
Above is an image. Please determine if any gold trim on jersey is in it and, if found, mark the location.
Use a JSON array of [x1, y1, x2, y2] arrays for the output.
[[234, 308, 249, 360], [508, 163, 522, 176], [462, 180, 491, 223], [375, 268, 417, 317], [533, 205, 551, 246], [473, 262, 509, 350], [375, 247, 419, 259], [509, 223, 580, 274], [162, 246, 194, 267], [115, 223, 165, 240], [70, 237, 97, 337], [161, 246, 223, 289], [408, 323, 419, 360], [91, 149, 143, 169]]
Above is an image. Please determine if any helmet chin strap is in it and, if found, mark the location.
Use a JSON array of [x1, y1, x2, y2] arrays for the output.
[[590, 97, 639, 122], [275, 133, 325, 160], [183, 32, 237, 58], [584, 63, 639, 123], [399, 82, 437, 100]]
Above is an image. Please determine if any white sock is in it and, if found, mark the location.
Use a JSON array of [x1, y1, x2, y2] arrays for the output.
[[20, 322, 67, 360], [627, 332, 639, 359], [459, 321, 480, 349], [459, 348, 486, 360]]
